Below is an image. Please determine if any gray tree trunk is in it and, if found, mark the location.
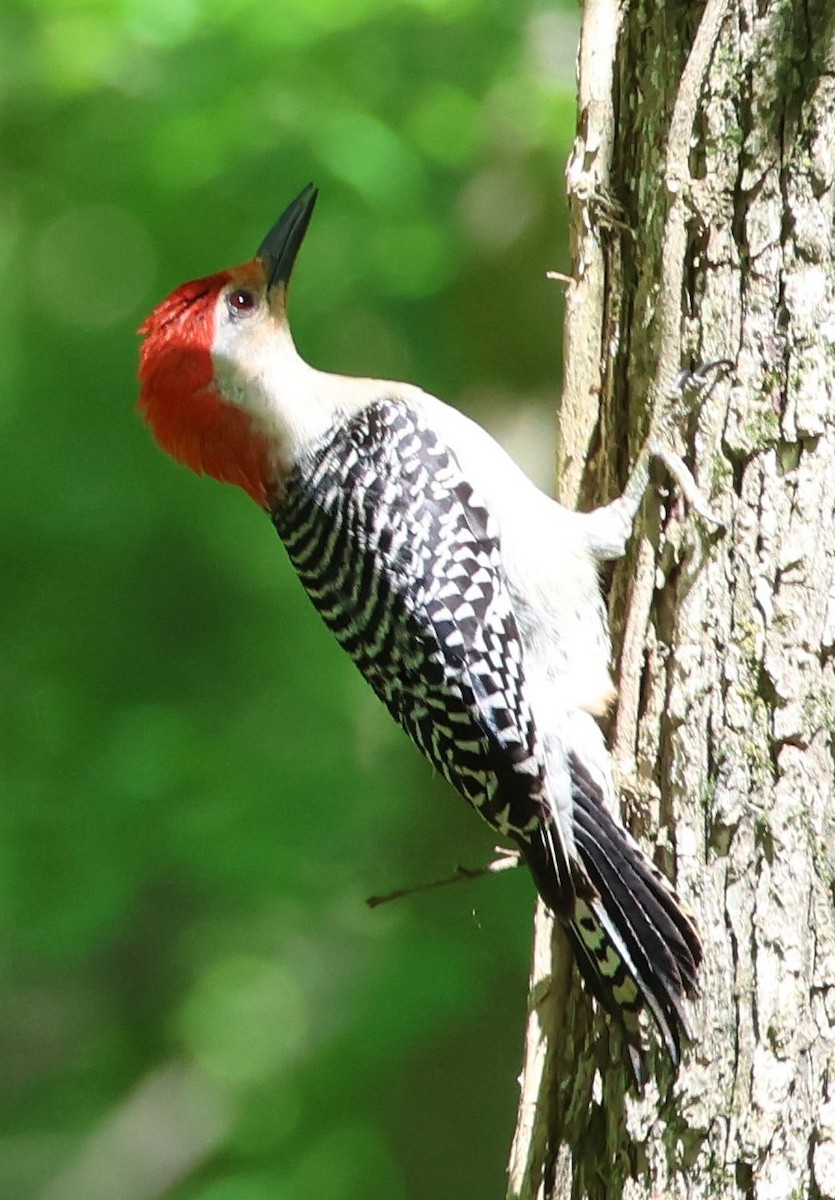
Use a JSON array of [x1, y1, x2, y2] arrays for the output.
[[508, 1, 835, 1197]]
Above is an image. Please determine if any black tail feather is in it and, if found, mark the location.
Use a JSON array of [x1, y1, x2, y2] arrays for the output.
[[570, 758, 701, 978], [522, 755, 701, 1068]]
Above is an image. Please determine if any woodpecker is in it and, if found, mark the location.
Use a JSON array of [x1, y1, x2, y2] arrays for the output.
[[138, 184, 702, 1069]]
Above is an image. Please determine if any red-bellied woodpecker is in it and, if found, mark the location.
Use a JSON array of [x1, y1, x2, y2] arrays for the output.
[[138, 184, 702, 1068]]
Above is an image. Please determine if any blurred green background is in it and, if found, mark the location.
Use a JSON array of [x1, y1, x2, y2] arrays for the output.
[[1, 0, 578, 1196]]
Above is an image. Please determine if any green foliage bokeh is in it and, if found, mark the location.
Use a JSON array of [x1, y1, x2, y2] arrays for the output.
[[0, 0, 578, 1196]]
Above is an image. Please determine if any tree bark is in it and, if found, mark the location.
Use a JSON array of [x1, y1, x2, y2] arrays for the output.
[[508, 1, 835, 1197]]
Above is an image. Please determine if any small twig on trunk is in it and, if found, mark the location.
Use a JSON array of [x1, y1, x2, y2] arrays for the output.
[[366, 847, 521, 909]]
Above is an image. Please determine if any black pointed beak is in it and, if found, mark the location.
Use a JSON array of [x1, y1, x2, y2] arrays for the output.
[[256, 183, 318, 290]]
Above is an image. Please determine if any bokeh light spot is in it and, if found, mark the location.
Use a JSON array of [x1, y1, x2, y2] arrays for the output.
[[123, 0, 199, 46], [38, 12, 126, 93], [459, 168, 538, 249], [407, 84, 480, 166], [178, 956, 307, 1084], [34, 206, 156, 328], [313, 110, 424, 207]]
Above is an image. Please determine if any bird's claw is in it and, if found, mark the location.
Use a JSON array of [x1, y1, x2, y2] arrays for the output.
[[670, 358, 734, 401]]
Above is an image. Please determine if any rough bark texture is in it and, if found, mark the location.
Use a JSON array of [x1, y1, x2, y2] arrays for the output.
[[509, 1, 835, 1197]]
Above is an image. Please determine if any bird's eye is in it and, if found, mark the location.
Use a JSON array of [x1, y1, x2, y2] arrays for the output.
[[227, 288, 258, 317]]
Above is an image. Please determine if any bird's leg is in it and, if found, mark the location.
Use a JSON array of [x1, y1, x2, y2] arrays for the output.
[[582, 359, 732, 561]]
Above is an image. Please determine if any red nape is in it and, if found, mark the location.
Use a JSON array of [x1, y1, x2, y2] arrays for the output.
[[138, 269, 271, 509]]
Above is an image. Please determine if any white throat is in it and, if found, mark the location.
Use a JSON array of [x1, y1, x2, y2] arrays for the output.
[[211, 313, 354, 466]]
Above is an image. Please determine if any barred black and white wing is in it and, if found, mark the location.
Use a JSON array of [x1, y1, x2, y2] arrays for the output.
[[270, 395, 700, 1065], [271, 397, 576, 913]]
